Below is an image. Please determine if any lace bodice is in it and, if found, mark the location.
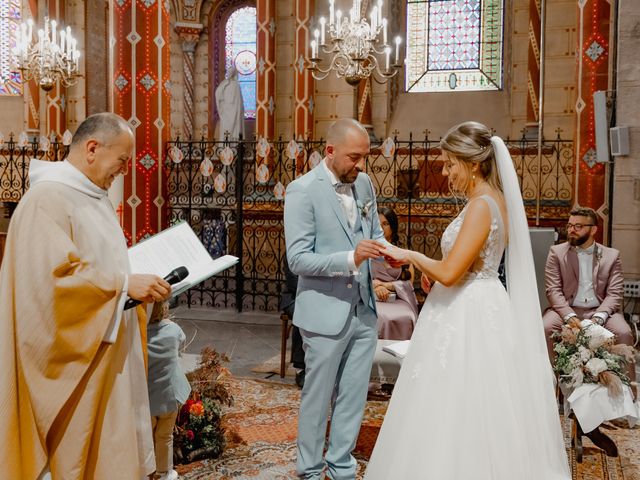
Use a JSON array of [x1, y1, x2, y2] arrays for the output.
[[440, 195, 506, 280]]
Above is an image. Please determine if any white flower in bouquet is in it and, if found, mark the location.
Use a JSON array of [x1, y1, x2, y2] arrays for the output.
[[585, 357, 608, 377], [578, 345, 592, 363], [580, 320, 614, 350], [569, 367, 584, 388]]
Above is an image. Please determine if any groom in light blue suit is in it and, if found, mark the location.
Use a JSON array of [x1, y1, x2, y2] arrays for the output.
[[284, 119, 388, 480]]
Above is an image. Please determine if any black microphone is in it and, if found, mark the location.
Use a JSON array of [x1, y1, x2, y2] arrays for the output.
[[124, 266, 189, 310]]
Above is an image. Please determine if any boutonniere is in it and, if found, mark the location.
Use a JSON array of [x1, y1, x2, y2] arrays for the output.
[[357, 199, 373, 219], [595, 247, 603, 263]]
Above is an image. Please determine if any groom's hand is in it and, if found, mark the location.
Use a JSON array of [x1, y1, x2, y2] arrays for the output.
[[354, 239, 386, 267]]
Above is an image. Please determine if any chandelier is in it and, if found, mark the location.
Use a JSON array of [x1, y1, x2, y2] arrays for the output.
[[13, 17, 81, 92], [308, 0, 403, 86]]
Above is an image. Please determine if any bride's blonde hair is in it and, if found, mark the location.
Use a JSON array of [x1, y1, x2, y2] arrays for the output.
[[440, 121, 502, 196]]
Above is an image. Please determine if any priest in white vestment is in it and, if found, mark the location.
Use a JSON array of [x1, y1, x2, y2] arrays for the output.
[[0, 113, 172, 479]]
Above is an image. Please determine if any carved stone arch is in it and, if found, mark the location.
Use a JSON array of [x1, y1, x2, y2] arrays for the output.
[[207, 0, 256, 137]]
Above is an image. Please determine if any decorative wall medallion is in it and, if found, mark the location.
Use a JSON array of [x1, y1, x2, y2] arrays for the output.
[[381, 137, 395, 158], [39, 136, 50, 151], [287, 139, 299, 159], [257, 137, 271, 158], [274, 181, 285, 200], [170, 146, 184, 163], [18, 131, 29, 147], [214, 173, 227, 193], [219, 146, 234, 165], [585, 40, 605, 62], [200, 157, 214, 177], [582, 148, 597, 169], [256, 163, 270, 183], [309, 150, 322, 169], [139, 153, 156, 170], [62, 130, 73, 145]]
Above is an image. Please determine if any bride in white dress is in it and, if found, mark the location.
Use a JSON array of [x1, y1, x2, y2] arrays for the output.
[[365, 122, 570, 479]]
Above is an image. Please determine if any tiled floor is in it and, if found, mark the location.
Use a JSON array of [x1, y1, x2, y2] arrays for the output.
[[172, 306, 297, 386]]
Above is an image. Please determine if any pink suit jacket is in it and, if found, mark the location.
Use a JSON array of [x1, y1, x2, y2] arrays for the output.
[[544, 242, 624, 319]]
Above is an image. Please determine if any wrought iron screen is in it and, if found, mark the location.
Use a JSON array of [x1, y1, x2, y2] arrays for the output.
[[0, 132, 574, 312], [165, 132, 574, 312]]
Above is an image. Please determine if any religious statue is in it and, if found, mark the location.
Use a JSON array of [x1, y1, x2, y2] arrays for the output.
[[215, 66, 245, 141]]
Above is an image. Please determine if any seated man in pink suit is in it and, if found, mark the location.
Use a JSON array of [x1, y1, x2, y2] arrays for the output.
[[543, 207, 635, 457]]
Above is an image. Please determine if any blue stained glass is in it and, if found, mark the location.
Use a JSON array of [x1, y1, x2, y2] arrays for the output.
[[406, 0, 503, 93], [0, 0, 22, 96], [225, 7, 257, 119], [428, 0, 480, 70]]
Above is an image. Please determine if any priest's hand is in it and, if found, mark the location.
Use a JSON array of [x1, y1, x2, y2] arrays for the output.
[[128, 274, 172, 303]]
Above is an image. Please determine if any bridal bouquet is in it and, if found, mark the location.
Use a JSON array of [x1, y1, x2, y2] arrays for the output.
[[553, 317, 635, 399]]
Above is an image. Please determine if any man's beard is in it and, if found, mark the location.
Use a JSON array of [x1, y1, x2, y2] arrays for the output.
[[568, 232, 590, 246]]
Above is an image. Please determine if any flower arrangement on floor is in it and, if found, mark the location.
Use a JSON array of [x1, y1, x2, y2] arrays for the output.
[[174, 347, 234, 464], [553, 317, 635, 399]]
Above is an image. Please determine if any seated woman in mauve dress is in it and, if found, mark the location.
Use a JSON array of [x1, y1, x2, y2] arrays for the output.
[[372, 207, 419, 340]]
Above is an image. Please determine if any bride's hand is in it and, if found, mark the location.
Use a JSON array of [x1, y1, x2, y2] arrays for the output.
[[382, 245, 411, 268]]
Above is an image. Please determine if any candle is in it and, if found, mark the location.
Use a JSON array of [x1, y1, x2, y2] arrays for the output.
[[310, 39, 317, 58], [329, 0, 335, 26], [336, 10, 342, 36], [60, 30, 66, 54], [27, 19, 33, 42], [378, 0, 383, 25], [319, 17, 326, 45], [51, 20, 57, 46], [395, 36, 401, 65], [370, 7, 377, 35], [384, 46, 391, 71], [382, 18, 388, 45], [370, 9, 375, 36]]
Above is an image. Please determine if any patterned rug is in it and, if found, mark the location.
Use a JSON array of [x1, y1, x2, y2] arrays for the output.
[[176, 378, 640, 480]]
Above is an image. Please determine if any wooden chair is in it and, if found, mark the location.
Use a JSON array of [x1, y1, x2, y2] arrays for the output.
[[280, 312, 293, 378]]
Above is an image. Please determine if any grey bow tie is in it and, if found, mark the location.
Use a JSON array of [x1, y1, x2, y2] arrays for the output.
[[334, 182, 354, 193]]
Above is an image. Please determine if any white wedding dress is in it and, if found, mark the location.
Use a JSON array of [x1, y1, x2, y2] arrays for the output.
[[365, 194, 571, 479]]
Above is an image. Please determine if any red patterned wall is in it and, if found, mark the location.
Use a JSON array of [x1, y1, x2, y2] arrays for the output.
[[575, 0, 611, 227], [112, 0, 170, 243]]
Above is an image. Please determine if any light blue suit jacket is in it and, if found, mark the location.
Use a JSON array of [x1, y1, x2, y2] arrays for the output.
[[284, 162, 387, 336]]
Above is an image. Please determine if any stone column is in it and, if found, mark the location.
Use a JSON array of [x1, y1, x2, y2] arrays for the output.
[[294, 0, 314, 139], [175, 23, 203, 140], [256, 0, 276, 139], [111, 0, 170, 243]]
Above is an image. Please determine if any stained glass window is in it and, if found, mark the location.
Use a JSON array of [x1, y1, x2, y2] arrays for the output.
[[406, 0, 504, 92], [225, 7, 257, 119], [0, 0, 22, 95]]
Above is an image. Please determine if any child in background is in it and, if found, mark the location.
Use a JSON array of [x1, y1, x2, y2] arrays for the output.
[[147, 302, 191, 480]]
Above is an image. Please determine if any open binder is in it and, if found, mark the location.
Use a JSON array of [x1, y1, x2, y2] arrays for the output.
[[128, 221, 238, 297]]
